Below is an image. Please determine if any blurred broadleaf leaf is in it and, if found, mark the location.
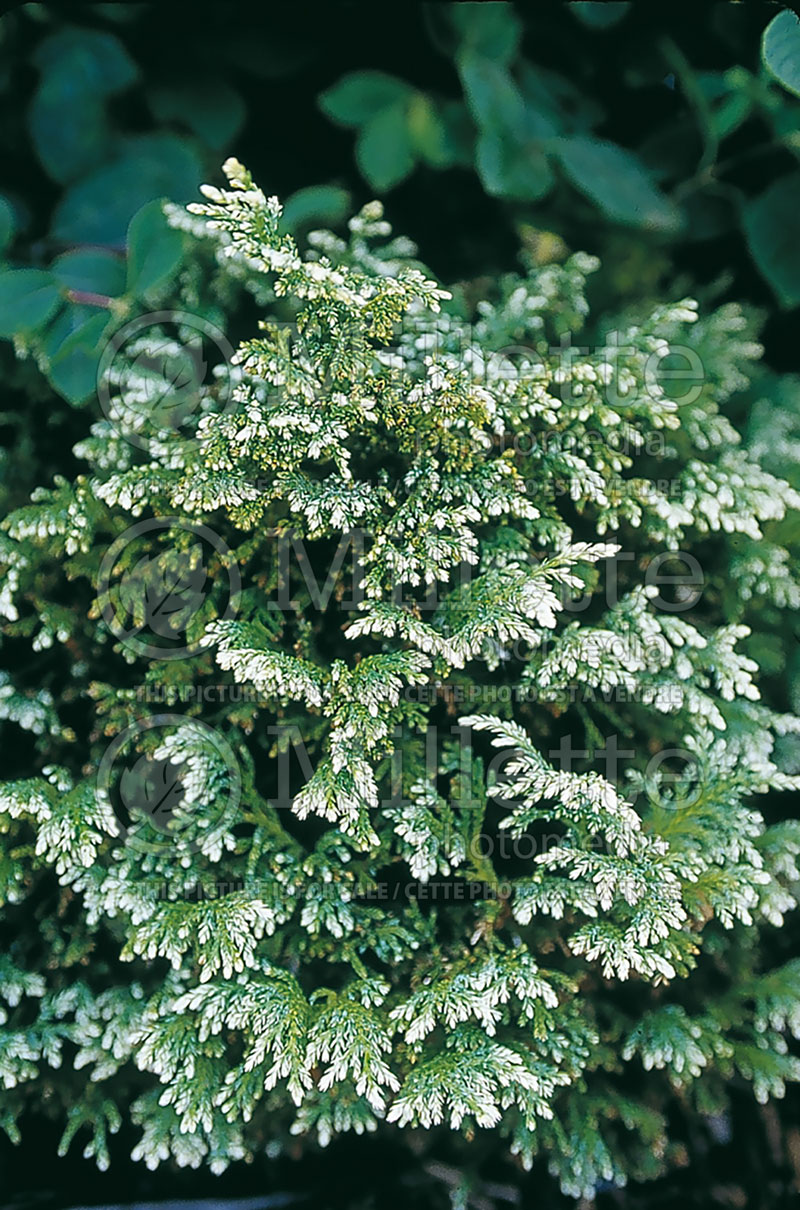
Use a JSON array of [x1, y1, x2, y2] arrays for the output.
[[319, 72, 413, 127], [52, 250, 125, 298], [148, 80, 246, 150], [570, 2, 630, 30], [476, 132, 553, 200], [281, 185, 351, 231], [554, 136, 681, 231], [407, 94, 455, 168], [40, 303, 97, 361], [449, 2, 521, 64], [457, 51, 526, 136], [46, 312, 109, 404], [0, 269, 62, 338], [356, 103, 415, 190], [762, 10, 800, 99], [29, 73, 110, 184], [52, 135, 202, 246], [710, 90, 753, 140], [31, 27, 138, 97], [126, 201, 184, 300], [742, 174, 800, 307]]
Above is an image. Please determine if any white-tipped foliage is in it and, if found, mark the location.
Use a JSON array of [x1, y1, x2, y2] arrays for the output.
[[0, 159, 799, 1198]]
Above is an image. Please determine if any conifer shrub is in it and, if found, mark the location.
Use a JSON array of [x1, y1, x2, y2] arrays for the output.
[[1, 159, 800, 1200]]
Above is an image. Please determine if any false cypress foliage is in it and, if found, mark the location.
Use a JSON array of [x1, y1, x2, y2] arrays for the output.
[[1, 158, 800, 1200]]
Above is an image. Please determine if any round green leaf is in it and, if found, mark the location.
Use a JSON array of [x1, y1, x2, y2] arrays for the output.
[[571, 2, 630, 29], [281, 185, 351, 231], [407, 94, 456, 168], [449, 2, 521, 64], [319, 72, 413, 127], [743, 173, 800, 307], [554, 136, 681, 231], [52, 135, 203, 246], [126, 200, 184, 300], [148, 81, 246, 150], [762, 10, 800, 98], [32, 27, 138, 96], [52, 250, 126, 298], [46, 312, 110, 404], [457, 51, 525, 136], [476, 131, 554, 201], [40, 303, 98, 361], [355, 103, 415, 191], [29, 71, 110, 184], [0, 269, 62, 338]]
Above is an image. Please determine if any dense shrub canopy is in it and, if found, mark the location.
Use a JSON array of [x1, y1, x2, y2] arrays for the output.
[[0, 160, 799, 1200]]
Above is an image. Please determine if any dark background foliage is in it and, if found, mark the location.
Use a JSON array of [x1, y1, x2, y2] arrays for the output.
[[1, 3, 799, 1208]]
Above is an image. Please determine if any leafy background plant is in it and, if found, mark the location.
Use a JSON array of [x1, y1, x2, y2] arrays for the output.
[[1, 4, 800, 1209], [7, 4, 800, 422]]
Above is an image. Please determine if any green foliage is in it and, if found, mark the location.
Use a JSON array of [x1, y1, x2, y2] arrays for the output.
[[318, 3, 800, 308], [0, 157, 258, 407], [321, 71, 467, 190], [0, 270, 62, 336], [28, 26, 138, 185], [742, 174, 800, 307], [762, 9, 800, 98], [0, 7, 355, 414], [0, 159, 799, 1202], [52, 134, 203, 247], [126, 201, 185, 301], [552, 137, 680, 233]]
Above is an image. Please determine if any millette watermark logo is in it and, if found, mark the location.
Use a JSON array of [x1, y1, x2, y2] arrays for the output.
[[96, 310, 236, 452], [96, 517, 240, 660], [97, 715, 241, 855]]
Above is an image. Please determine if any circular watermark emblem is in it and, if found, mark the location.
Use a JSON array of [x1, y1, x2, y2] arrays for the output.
[[98, 715, 241, 855], [637, 747, 704, 812], [97, 516, 240, 661], [96, 310, 236, 452]]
